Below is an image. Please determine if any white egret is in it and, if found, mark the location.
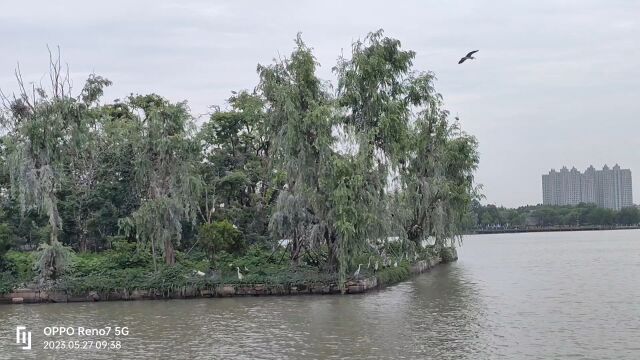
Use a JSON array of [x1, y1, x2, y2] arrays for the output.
[[394, 261, 398, 268], [374, 261, 379, 272], [236, 267, 244, 280], [354, 264, 363, 279]]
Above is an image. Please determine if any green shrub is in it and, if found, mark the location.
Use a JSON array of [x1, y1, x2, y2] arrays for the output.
[[3, 251, 36, 283], [439, 247, 458, 263], [73, 239, 152, 276], [198, 220, 246, 258], [376, 263, 410, 287], [0, 223, 12, 262], [105, 239, 152, 269], [0, 272, 18, 294], [176, 251, 210, 273]]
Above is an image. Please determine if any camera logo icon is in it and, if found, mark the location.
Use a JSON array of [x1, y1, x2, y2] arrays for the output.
[[16, 326, 31, 350]]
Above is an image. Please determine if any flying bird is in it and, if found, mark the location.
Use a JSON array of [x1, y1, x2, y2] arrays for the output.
[[458, 50, 479, 64]]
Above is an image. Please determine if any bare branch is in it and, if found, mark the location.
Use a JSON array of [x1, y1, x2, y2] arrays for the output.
[[14, 63, 35, 111]]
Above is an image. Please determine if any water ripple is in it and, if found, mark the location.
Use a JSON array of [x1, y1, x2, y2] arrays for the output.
[[1, 230, 639, 359]]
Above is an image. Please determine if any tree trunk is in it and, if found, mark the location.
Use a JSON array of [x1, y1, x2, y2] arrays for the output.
[[325, 231, 338, 271], [79, 235, 87, 253], [164, 239, 176, 265], [291, 236, 302, 266]]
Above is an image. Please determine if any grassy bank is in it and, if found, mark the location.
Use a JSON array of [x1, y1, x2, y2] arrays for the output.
[[0, 240, 450, 298]]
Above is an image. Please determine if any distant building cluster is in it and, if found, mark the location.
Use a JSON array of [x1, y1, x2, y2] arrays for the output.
[[542, 165, 633, 210]]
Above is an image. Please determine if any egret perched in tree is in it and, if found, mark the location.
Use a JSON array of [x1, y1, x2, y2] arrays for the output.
[[374, 261, 379, 272], [236, 267, 243, 280], [354, 264, 363, 279], [244, 265, 249, 272], [394, 261, 398, 268]]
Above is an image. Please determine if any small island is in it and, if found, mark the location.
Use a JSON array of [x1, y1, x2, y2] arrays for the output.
[[0, 31, 478, 303]]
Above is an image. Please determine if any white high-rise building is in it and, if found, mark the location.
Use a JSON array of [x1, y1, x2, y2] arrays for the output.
[[581, 165, 597, 204], [541, 164, 633, 210]]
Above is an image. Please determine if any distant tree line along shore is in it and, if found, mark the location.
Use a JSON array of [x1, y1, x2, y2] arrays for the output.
[[0, 30, 479, 295], [467, 201, 640, 231]]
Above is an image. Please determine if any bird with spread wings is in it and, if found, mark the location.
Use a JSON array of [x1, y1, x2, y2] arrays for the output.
[[458, 50, 479, 64]]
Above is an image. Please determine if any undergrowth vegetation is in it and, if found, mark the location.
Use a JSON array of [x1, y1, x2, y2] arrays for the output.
[[0, 238, 447, 295]]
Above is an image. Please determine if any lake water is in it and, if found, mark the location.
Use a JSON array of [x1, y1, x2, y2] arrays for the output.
[[1, 230, 639, 359]]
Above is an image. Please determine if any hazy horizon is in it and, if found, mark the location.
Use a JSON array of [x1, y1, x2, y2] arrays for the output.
[[1, 0, 638, 207]]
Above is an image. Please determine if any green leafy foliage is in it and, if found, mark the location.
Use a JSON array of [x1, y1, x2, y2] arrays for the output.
[[0, 272, 18, 294], [1, 250, 36, 282], [376, 263, 411, 287], [73, 239, 152, 275], [198, 220, 245, 258], [0, 223, 11, 261], [0, 31, 477, 294], [118, 95, 202, 267]]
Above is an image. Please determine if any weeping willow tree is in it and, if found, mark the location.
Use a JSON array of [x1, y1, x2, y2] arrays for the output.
[[258, 35, 337, 267], [336, 30, 479, 256], [118, 94, 201, 268], [261, 30, 479, 286], [333, 30, 425, 267], [0, 55, 111, 280], [399, 99, 480, 250]]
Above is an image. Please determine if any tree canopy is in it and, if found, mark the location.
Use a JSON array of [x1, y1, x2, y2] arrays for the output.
[[0, 32, 479, 289]]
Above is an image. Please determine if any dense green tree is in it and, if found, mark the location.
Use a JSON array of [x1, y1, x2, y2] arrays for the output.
[[617, 207, 640, 225], [198, 220, 245, 259], [197, 91, 272, 246], [258, 35, 336, 267], [0, 59, 110, 279], [118, 94, 202, 268], [334, 30, 415, 268]]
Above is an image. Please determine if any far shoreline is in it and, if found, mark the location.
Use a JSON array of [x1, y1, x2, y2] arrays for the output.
[[467, 225, 640, 235]]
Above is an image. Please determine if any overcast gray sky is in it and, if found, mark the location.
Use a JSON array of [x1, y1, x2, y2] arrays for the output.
[[1, 0, 638, 207]]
